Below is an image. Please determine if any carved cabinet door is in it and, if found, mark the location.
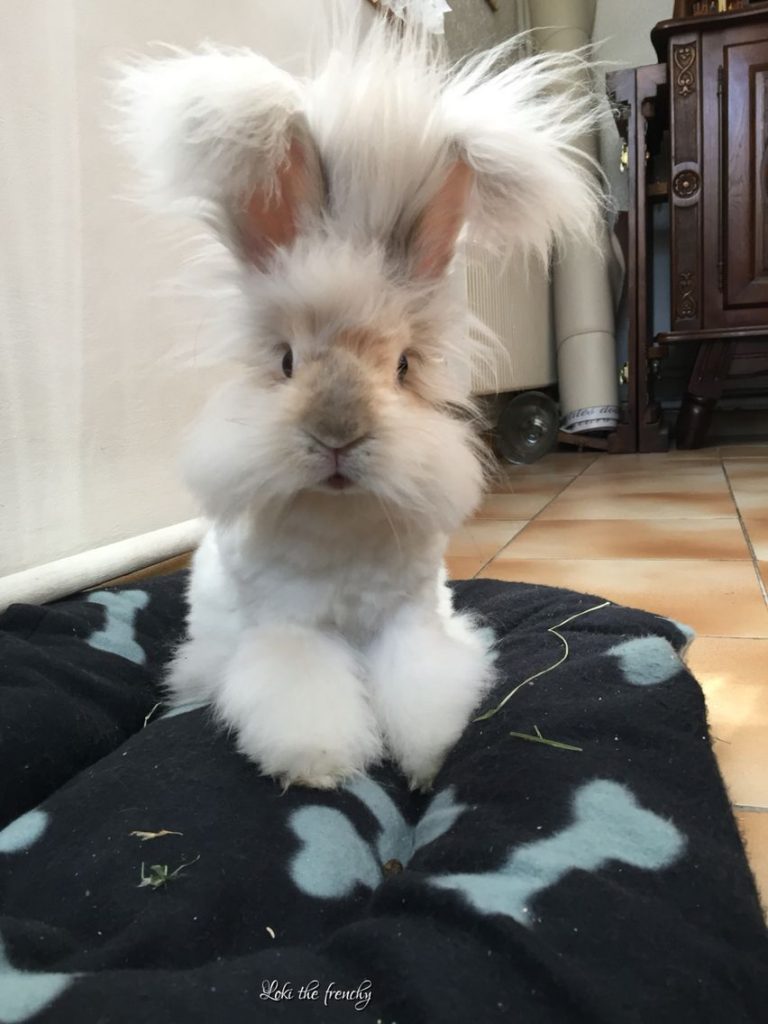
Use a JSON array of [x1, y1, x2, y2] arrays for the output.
[[669, 36, 705, 332], [722, 34, 768, 311]]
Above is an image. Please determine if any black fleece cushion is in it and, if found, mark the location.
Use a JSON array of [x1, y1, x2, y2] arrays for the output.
[[0, 573, 765, 1024]]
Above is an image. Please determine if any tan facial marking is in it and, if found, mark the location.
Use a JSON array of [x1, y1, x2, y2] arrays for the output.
[[335, 326, 402, 374]]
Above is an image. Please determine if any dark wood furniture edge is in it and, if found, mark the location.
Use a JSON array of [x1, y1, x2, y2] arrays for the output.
[[608, 64, 670, 453], [657, 326, 768, 343], [652, 8, 768, 60], [557, 430, 610, 452]]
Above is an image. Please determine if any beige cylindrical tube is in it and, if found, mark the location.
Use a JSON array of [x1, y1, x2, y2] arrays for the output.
[[529, 0, 619, 433]]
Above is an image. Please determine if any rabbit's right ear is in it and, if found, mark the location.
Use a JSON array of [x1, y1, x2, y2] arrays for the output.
[[239, 126, 324, 267], [114, 49, 323, 265]]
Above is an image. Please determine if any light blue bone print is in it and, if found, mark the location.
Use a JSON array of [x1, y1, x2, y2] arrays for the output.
[[290, 778, 467, 899], [0, 810, 48, 854], [431, 779, 685, 924], [0, 940, 74, 1024], [86, 590, 149, 664], [291, 806, 380, 897], [608, 635, 685, 686], [0, 813, 76, 1021], [665, 617, 696, 650]]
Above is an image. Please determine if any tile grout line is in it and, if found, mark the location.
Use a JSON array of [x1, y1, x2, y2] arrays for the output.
[[687, 633, 768, 640], [472, 456, 600, 578], [473, 556, 756, 563], [721, 458, 768, 606]]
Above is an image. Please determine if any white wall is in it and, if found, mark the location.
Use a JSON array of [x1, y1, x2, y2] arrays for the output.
[[0, 0, 371, 580], [444, 0, 530, 57], [593, 0, 671, 68]]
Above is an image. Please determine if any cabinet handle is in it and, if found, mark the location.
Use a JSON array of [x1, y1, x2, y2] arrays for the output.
[[717, 65, 725, 292]]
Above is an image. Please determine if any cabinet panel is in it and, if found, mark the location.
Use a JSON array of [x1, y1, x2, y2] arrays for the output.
[[670, 35, 704, 331], [724, 36, 768, 308]]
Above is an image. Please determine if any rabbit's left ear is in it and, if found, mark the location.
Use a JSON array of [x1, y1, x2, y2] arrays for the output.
[[408, 161, 474, 279]]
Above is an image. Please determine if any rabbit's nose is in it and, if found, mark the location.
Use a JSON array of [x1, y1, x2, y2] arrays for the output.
[[332, 437, 367, 456], [309, 434, 368, 460]]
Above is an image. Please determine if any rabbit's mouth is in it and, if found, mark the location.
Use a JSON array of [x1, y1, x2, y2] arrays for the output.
[[325, 472, 352, 492]]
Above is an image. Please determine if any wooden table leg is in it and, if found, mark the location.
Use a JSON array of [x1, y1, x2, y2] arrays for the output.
[[676, 341, 733, 448]]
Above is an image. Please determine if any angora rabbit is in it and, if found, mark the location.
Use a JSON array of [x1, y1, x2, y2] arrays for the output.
[[116, 16, 601, 790]]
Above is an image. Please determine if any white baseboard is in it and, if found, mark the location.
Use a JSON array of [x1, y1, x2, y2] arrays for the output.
[[0, 518, 205, 612]]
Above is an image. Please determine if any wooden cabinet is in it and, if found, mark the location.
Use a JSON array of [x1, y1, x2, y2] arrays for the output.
[[662, 16, 768, 327], [722, 34, 768, 310], [616, 8, 768, 448], [667, 18, 768, 323]]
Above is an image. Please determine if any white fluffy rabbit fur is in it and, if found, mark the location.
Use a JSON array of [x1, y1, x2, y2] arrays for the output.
[[116, 13, 601, 790]]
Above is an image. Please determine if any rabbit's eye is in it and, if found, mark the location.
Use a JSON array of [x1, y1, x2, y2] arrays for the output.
[[397, 353, 408, 382], [282, 347, 293, 379]]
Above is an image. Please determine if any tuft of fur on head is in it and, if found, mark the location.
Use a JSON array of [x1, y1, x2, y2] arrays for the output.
[[115, 19, 604, 257], [114, 12, 604, 531]]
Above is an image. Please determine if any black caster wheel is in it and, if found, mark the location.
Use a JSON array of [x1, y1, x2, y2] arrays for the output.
[[496, 391, 559, 465]]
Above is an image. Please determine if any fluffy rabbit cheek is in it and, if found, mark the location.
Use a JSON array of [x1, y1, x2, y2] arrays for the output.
[[369, 402, 481, 521]]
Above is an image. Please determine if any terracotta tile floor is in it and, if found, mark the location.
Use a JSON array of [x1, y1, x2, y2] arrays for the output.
[[446, 442, 768, 913]]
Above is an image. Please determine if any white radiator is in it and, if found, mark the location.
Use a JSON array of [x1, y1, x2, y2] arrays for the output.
[[466, 248, 556, 396]]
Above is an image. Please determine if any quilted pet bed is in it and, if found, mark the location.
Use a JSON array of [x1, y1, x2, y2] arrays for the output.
[[0, 574, 765, 1022]]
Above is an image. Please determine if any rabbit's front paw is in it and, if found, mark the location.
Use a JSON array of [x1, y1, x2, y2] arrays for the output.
[[368, 607, 497, 793], [240, 718, 382, 791], [276, 756, 361, 793], [406, 758, 442, 794], [217, 624, 383, 790]]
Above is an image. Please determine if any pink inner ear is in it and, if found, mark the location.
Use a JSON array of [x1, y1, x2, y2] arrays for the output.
[[412, 161, 474, 279], [241, 136, 319, 266]]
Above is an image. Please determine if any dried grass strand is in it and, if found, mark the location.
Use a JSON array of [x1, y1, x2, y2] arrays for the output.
[[474, 600, 611, 722]]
